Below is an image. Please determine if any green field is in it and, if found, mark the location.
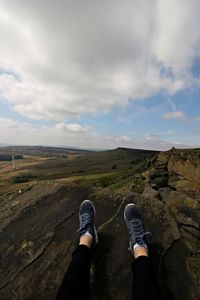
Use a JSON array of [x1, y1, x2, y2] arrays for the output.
[[0, 146, 157, 196]]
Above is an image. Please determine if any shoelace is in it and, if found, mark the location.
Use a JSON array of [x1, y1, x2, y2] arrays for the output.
[[128, 218, 152, 251], [78, 213, 91, 233], [128, 219, 143, 237], [128, 231, 152, 251]]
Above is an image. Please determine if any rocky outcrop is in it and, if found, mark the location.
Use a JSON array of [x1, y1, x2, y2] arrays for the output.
[[146, 148, 200, 208], [0, 178, 199, 300], [0, 148, 200, 300], [143, 148, 200, 300], [168, 150, 200, 192]]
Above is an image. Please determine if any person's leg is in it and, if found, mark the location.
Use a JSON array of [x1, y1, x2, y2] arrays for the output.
[[131, 250, 160, 300], [56, 244, 92, 300], [56, 200, 98, 300], [124, 204, 161, 300]]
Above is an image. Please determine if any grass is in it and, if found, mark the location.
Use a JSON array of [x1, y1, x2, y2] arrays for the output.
[[131, 175, 145, 194], [10, 173, 34, 184], [0, 147, 157, 195]]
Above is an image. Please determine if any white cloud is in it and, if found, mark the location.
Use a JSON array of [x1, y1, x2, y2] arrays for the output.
[[163, 111, 200, 122], [0, 117, 198, 150], [0, 0, 200, 121], [145, 133, 160, 141], [163, 111, 186, 120], [107, 135, 131, 143], [154, 0, 200, 73], [54, 123, 88, 133]]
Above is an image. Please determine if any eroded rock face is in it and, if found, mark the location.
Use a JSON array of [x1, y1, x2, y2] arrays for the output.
[[146, 149, 200, 211], [168, 151, 200, 192], [144, 148, 200, 300]]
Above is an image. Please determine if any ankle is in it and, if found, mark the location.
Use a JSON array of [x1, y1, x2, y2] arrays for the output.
[[133, 245, 148, 259], [79, 235, 92, 248]]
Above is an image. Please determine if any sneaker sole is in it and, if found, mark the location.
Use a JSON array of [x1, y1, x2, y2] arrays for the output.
[[124, 203, 136, 222], [124, 203, 136, 252]]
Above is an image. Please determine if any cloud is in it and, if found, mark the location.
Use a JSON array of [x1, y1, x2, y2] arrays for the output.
[[54, 123, 88, 133], [165, 129, 178, 135], [163, 111, 186, 120], [108, 135, 131, 142], [0, 0, 200, 121], [1, 117, 198, 150], [145, 133, 160, 141], [163, 111, 200, 121], [154, 0, 200, 73]]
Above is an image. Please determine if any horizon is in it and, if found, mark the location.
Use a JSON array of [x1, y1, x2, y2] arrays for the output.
[[1, 144, 200, 153], [0, 0, 200, 150]]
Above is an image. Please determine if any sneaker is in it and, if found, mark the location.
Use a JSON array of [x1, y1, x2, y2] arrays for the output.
[[124, 203, 150, 252], [77, 200, 98, 248]]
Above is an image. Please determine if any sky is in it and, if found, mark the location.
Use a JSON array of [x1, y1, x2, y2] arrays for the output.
[[0, 0, 200, 150]]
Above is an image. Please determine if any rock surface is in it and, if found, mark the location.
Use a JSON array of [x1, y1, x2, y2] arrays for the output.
[[0, 148, 200, 300], [144, 148, 200, 300]]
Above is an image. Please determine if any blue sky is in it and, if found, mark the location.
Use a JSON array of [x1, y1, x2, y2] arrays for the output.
[[79, 88, 200, 141], [0, 0, 200, 150]]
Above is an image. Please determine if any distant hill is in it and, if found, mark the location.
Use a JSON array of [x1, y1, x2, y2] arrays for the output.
[[0, 145, 92, 157]]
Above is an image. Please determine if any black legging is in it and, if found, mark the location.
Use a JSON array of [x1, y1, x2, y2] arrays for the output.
[[56, 245, 161, 300]]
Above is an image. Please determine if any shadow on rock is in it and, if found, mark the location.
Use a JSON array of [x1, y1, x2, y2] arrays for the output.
[[90, 232, 113, 300]]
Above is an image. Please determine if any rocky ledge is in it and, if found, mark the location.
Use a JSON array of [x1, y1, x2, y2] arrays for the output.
[[0, 149, 200, 300]]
